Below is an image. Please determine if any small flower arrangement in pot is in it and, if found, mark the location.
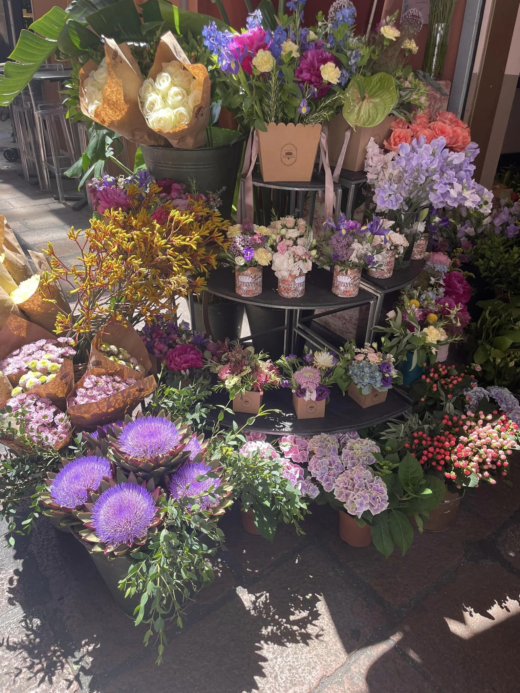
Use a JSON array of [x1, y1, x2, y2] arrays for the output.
[[207, 342, 280, 414], [338, 341, 401, 408], [363, 216, 409, 279], [269, 217, 316, 298], [277, 349, 338, 419], [317, 215, 371, 297], [223, 220, 273, 297]]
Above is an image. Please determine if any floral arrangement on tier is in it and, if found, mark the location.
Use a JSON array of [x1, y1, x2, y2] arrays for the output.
[[225, 220, 273, 270], [384, 111, 472, 152], [277, 349, 338, 402], [344, 343, 400, 393], [207, 342, 280, 400], [361, 216, 409, 278], [269, 216, 316, 297]]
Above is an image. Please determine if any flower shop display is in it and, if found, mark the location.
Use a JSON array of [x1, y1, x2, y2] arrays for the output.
[[362, 216, 409, 279], [317, 215, 371, 297], [140, 317, 208, 382], [223, 220, 272, 297], [337, 342, 401, 408], [269, 217, 316, 298], [384, 110, 472, 153], [207, 342, 280, 414], [277, 350, 338, 419]]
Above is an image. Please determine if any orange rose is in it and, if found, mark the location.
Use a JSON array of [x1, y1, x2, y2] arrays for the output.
[[390, 118, 411, 131], [384, 128, 413, 151], [446, 126, 471, 152], [415, 128, 435, 144], [430, 120, 453, 142], [413, 109, 432, 128], [437, 111, 466, 129]]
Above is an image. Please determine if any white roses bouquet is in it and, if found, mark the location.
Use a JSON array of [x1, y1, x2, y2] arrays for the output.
[[82, 58, 109, 118], [269, 217, 316, 279]]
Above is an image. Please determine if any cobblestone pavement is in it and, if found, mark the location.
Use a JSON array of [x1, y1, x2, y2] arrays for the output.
[[2, 157, 520, 693]]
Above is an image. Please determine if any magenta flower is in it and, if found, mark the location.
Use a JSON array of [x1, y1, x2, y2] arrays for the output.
[[444, 271, 472, 306], [229, 27, 268, 74], [92, 186, 131, 215], [166, 344, 204, 372], [295, 49, 339, 97], [50, 456, 112, 509]]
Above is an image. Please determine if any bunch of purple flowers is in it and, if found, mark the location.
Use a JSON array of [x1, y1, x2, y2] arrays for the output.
[[4, 393, 71, 449], [0, 337, 75, 377], [225, 220, 272, 269], [140, 317, 208, 360], [318, 215, 372, 269], [69, 374, 137, 406]]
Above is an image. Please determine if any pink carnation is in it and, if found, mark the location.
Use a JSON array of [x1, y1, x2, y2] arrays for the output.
[[444, 271, 472, 306], [295, 49, 339, 98], [166, 344, 204, 372]]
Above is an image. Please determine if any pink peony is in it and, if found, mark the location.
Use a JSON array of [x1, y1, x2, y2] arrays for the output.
[[229, 28, 268, 75], [295, 49, 339, 98], [166, 344, 204, 372], [443, 271, 472, 306], [92, 187, 131, 215]]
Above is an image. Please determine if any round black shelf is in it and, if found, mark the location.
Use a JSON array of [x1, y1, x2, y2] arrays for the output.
[[207, 267, 375, 311], [251, 169, 342, 192], [208, 388, 411, 436], [362, 260, 426, 293]]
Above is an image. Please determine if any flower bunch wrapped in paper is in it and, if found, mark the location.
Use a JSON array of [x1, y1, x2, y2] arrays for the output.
[[0, 392, 72, 452], [89, 321, 152, 380]]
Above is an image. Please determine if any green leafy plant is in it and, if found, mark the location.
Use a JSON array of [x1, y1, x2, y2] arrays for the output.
[[374, 307, 438, 369], [471, 234, 520, 298], [342, 73, 397, 129]]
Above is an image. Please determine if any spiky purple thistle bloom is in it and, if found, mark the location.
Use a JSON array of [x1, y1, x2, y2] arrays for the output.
[[50, 456, 112, 509], [117, 417, 181, 461], [185, 434, 202, 461], [170, 462, 221, 511], [92, 483, 156, 546], [90, 421, 124, 439]]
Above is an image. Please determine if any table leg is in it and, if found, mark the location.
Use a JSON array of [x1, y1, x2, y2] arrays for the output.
[[345, 184, 356, 220]]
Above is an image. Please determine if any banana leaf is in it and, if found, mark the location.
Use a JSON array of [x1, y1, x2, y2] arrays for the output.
[[141, 0, 230, 33]]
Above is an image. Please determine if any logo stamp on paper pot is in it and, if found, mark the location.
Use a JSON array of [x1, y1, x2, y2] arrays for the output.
[[281, 143, 297, 167]]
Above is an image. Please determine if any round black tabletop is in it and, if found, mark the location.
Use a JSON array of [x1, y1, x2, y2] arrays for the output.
[[207, 267, 375, 310], [208, 387, 411, 436], [362, 260, 426, 293]]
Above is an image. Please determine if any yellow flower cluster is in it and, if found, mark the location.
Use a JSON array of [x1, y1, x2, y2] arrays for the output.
[[402, 38, 419, 54], [423, 325, 448, 344], [380, 25, 400, 41]]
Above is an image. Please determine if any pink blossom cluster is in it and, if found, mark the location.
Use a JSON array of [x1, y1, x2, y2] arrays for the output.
[[69, 374, 137, 406], [279, 435, 310, 463], [5, 393, 71, 448], [334, 466, 388, 518], [0, 338, 75, 377], [239, 440, 279, 461]]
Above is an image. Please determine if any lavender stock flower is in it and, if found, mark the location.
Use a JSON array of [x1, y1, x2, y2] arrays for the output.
[[92, 483, 157, 546], [50, 456, 112, 509]]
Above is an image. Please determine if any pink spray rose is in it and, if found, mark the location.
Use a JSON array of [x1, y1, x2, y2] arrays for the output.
[[166, 344, 204, 372]]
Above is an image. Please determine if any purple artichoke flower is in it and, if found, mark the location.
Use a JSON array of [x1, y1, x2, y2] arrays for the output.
[[185, 434, 202, 461], [50, 456, 112, 509], [170, 462, 221, 511], [117, 417, 181, 461], [92, 483, 157, 546]]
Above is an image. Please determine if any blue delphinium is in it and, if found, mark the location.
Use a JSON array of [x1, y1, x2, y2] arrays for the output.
[[50, 456, 112, 509], [92, 483, 157, 546]]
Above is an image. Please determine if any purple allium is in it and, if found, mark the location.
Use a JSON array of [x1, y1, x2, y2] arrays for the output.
[[117, 417, 181, 461], [92, 483, 156, 546], [50, 456, 112, 509], [169, 462, 221, 511]]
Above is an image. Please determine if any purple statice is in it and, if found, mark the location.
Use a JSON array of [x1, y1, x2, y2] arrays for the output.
[[341, 438, 380, 469], [308, 454, 344, 492], [92, 483, 157, 546], [5, 393, 71, 448], [169, 462, 221, 511], [334, 465, 388, 518], [117, 417, 181, 461], [50, 456, 112, 509], [69, 374, 137, 406]]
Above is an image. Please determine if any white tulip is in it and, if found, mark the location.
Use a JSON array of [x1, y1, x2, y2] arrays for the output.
[[155, 71, 173, 95], [166, 86, 187, 110], [142, 92, 164, 116]]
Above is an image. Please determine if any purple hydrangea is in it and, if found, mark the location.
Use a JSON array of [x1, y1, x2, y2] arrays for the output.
[[117, 417, 181, 461], [169, 462, 221, 510], [334, 465, 388, 518], [92, 483, 156, 546], [50, 456, 112, 509]]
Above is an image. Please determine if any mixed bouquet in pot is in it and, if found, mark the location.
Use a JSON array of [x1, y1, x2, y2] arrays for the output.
[[269, 216, 316, 298], [223, 220, 273, 297], [277, 349, 339, 419]]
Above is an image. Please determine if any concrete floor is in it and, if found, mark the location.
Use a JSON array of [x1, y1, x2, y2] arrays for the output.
[[2, 130, 520, 693]]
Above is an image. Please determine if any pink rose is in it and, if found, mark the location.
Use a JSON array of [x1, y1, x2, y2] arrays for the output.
[[384, 128, 413, 151], [444, 271, 472, 306], [278, 241, 291, 254], [437, 111, 465, 128], [428, 252, 451, 267], [354, 354, 365, 361], [429, 120, 453, 143], [166, 344, 204, 372], [367, 353, 379, 363]]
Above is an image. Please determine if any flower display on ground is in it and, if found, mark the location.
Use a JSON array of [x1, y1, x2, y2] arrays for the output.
[[69, 374, 137, 406], [3, 393, 72, 449], [50, 456, 112, 509], [169, 461, 221, 511], [91, 482, 157, 547], [334, 466, 389, 518]]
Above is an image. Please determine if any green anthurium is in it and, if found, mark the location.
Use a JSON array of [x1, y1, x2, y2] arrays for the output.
[[342, 73, 397, 130]]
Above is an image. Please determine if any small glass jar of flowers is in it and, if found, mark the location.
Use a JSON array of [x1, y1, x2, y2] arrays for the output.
[[223, 220, 273, 298], [339, 341, 401, 408], [363, 216, 409, 279], [269, 216, 316, 298], [207, 342, 280, 414], [317, 215, 371, 297], [277, 349, 338, 419]]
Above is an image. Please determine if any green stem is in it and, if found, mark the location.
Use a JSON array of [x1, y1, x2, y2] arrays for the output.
[[108, 156, 132, 175]]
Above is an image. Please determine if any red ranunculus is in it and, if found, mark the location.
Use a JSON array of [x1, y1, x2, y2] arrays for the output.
[[444, 271, 472, 306], [166, 344, 204, 372]]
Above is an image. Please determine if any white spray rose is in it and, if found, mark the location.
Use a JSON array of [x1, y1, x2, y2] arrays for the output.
[[172, 107, 192, 127], [166, 86, 187, 110], [140, 78, 156, 98], [155, 71, 173, 95], [148, 108, 177, 132], [142, 92, 164, 116]]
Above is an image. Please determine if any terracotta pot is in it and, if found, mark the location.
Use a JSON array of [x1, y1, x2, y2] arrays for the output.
[[236, 266, 262, 297], [327, 114, 395, 171], [278, 271, 306, 299], [368, 249, 396, 279], [348, 382, 388, 409], [241, 508, 260, 535], [292, 393, 326, 419], [256, 123, 322, 182], [338, 511, 372, 547], [411, 235, 428, 260], [331, 266, 361, 298], [232, 391, 263, 414], [423, 489, 463, 532], [436, 344, 449, 363]]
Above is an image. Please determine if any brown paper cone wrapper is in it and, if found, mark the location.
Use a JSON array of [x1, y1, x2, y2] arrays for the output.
[[16, 275, 71, 334], [0, 314, 55, 362], [79, 41, 166, 147], [0, 262, 17, 294], [0, 286, 22, 330], [0, 372, 12, 408], [0, 216, 32, 283], [28, 251, 72, 312], [24, 358, 75, 410], [89, 321, 152, 380], [67, 366, 156, 431], [0, 428, 71, 453], [140, 32, 211, 150]]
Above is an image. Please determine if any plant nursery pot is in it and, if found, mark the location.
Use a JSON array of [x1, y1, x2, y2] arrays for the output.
[[47, 514, 72, 534], [327, 114, 395, 171], [235, 266, 263, 297], [141, 128, 246, 220], [241, 508, 260, 535], [233, 391, 263, 414], [423, 489, 463, 532], [292, 393, 326, 419], [348, 382, 388, 409], [436, 344, 450, 363], [332, 266, 361, 298], [89, 550, 139, 618], [399, 352, 425, 387], [411, 235, 428, 260], [278, 272, 306, 299], [338, 511, 372, 547], [256, 123, 322, 182], [192, 296, 244, 342], [245, 305, 286, 361], [367, 249, 396, 279]]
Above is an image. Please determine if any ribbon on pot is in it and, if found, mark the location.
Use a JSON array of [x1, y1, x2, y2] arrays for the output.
[[332, 127, 351, 183], [237, 129, 258, 223], [319, 126, 334, 221]]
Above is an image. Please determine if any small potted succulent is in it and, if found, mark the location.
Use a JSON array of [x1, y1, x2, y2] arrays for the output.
[[269, 217, 316, 299], [317, 215, 372, 297], [277, 349, 338, 419], [223, 220, 273, 297], [206, 342, 281, 414], [337, 341, 401, 408], [363, 216, 410, 279]]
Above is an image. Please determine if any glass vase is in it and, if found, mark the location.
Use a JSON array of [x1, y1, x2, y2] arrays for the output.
[[422, 0, 456, 80]]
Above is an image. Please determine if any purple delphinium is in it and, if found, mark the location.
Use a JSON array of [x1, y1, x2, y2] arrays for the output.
[[50, 456, 112, 509], [92, 483, 156, 546], [117, 417, 181, 461], [170, 462, 221, 511]]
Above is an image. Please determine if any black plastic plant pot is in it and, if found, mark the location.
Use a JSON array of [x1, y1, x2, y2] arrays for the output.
[[192, 297, 244, 342], [141, 128, 247, 220], [89, 550, 139, 618]]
